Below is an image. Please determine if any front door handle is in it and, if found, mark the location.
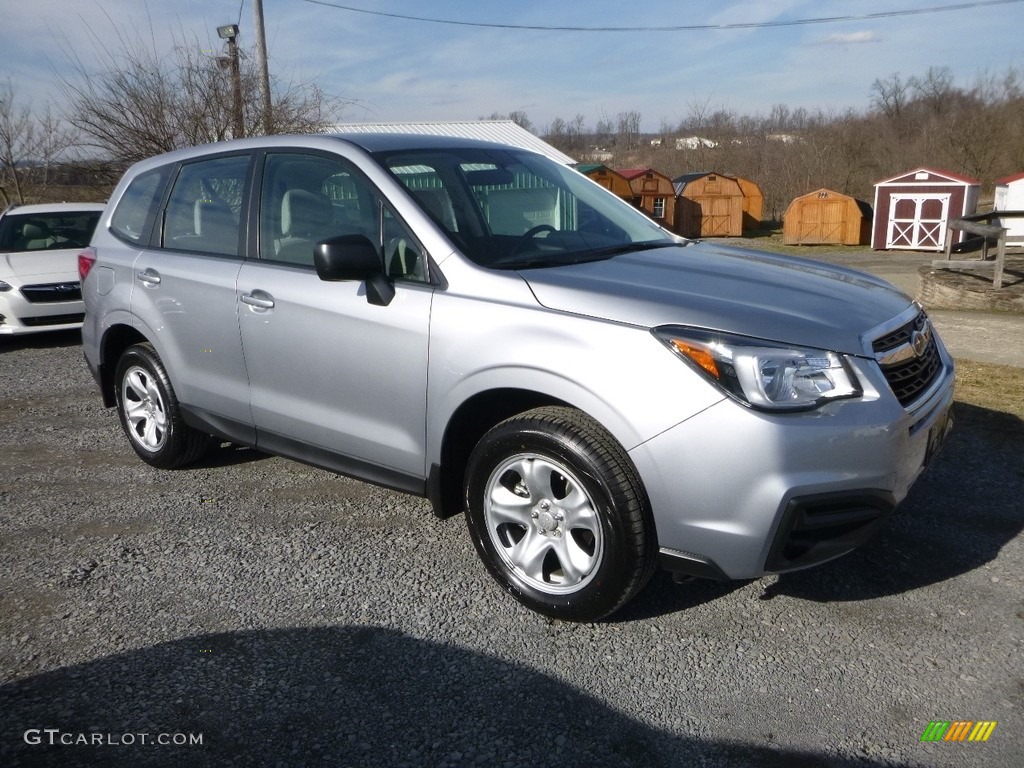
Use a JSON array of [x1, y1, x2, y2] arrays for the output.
[[241, 290, 275, 309], [137, 268, 161, 285]]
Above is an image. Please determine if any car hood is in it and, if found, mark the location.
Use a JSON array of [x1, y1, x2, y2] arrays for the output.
[[519, 242, 912, 356], [0, 249, 80, 283]]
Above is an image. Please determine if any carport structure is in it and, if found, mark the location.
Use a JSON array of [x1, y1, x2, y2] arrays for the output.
[[871, 167, 979, 251]]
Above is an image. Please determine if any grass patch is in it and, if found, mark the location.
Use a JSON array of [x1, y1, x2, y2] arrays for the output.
[[955, 360, 1024, 422]]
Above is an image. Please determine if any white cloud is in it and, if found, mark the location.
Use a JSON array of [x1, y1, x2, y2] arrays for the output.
[[820, 31, 879, 45]]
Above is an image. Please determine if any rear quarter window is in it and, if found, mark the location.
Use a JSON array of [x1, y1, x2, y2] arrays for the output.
[[110, 167, 171, 245]]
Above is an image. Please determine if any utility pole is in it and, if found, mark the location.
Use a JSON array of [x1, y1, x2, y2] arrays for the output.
[[217, 24, 245, 139], [253, 0, 274, 134]]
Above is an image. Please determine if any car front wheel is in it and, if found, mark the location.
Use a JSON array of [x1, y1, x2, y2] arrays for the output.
[[114, 343, 210, 469], [465, 406, 656, 622]]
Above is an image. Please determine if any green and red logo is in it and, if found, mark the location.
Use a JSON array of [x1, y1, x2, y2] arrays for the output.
[[920, 721, 997, 742]]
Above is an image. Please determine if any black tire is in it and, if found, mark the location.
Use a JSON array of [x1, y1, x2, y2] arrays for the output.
[[464, 406, 656, 622], [114, 343, 210, 469]]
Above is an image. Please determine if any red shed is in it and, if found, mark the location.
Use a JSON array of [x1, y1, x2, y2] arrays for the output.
[[872, 167, 980, 251]]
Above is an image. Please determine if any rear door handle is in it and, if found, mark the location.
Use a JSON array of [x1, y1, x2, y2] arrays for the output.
[[241, 290, 275, 310], [137, 268, 161, 285]]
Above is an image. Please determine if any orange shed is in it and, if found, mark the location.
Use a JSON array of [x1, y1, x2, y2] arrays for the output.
[[672, 172, 744, 237], [576, 164, 633, 198], [733, 175, 764, 230], [619, 168, 676, 227], [783, 188, 872, 245]]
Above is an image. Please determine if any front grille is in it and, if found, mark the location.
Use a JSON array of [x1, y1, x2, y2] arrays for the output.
[[20, 313, 85, 327], [872, 311, 943, 407], [20, 282, 82, 303]]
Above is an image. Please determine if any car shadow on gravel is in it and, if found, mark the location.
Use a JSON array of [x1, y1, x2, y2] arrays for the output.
[[0, 627, 915, 768], [193, 442, 269, 469], [0, 329, 82, 353], [614, 572, 752, 623], [763, 401, 1024, 602]]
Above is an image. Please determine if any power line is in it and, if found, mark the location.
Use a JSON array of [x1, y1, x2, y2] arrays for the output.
[[299, 0, 1023, 32]]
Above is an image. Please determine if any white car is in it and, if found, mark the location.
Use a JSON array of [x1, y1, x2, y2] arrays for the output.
[[0, 202, 105, 335]]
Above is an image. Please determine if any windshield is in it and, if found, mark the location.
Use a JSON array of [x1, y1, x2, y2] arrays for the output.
[[374, 147, 675, 269], [0, 210, 102, 253]]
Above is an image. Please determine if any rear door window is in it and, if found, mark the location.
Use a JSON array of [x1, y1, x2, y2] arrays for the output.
[[162, 155, 250, 257]]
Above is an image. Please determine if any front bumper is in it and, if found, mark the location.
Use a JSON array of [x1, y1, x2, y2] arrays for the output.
[[0, 290, 84, 335], [632, 349, 955, 580]]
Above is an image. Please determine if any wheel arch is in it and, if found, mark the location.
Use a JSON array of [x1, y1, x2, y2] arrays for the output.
[[427, 381, 650, 527], [97, 323, 150, 407], [428, 388, 568, 519]]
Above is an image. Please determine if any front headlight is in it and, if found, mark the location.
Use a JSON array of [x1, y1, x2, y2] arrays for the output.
[[654, 326, 862, 411], [0, 280, 13, 292]]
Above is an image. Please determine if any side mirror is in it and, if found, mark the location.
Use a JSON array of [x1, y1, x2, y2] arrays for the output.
[[314, 234, 395, 306]]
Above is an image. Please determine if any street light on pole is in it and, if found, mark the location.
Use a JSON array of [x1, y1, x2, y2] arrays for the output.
[[217, 24, 244, 139]]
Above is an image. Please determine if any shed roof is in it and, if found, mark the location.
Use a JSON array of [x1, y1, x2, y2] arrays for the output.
[[995, 171, 1024, 186], [875, 167, 980, 186], [673, 171, 715, 186], [327, 120, 575, 165], [618, 168, 650, 180], [791, 188, 872, 217]]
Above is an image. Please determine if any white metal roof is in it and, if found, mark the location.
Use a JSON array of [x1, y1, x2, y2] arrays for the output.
[[327, 120, 575, 165]]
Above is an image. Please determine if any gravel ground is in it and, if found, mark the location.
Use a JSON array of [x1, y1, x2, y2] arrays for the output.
[[1, 330, 1022, 768]]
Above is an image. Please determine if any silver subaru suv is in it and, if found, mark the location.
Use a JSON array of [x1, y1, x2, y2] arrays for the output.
[[80, 133, 954, 621]]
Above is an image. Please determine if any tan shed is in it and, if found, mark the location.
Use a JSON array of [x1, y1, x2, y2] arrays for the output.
[[576, 164, 633, 198], [672, 172, 744, 237], [783, 188, 872, 245], [733, 176, 764, 230], [619, 168, 676, 227]]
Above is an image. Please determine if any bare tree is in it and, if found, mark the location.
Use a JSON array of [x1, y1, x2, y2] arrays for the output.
[[0, 81, 78, 206], [910, 66, 956, 117], [0, 82, 34, 206], [615, 111, 642, 151], [870, 73, 911, 120], [58, 21, 344, 165]]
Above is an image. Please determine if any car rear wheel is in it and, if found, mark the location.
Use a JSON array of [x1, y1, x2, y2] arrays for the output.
[[464, 406, 656, 622], [114, 343, 210, 469]]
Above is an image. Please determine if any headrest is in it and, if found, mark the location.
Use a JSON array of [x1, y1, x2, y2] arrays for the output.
[[282, 189, 332, 236]]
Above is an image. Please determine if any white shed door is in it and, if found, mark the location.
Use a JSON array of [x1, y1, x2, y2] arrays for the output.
[[886, 193, 950, 250]]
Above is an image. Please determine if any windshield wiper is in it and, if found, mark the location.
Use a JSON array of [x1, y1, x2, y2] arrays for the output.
[[489, 240, 672, 270], [583, 241, 671, 259]]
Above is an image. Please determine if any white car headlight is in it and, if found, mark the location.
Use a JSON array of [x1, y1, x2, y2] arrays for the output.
[[654, 327, 862, 411], [0, 280, 13, 292]]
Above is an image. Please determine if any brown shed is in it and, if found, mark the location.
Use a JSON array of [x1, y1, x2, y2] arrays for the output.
[[871, 167, 980, 251], [619, 168, 676, 227], [783, 188, 872, 245], [672, 172, 744, 237], [733, 176, 764, 230], [576, 164, 633, 198]]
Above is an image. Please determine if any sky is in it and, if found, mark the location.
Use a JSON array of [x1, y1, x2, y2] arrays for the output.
[[2, 0, 1023, 133]]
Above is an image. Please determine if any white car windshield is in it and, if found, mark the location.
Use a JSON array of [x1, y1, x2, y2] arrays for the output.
[[0, 211, 102, 253], [376, 147, 675, 269]]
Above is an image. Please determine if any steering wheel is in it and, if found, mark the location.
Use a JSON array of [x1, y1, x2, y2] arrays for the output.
[[510, 224, 557, 256]]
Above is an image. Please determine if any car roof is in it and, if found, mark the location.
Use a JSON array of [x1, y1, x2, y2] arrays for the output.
[[2, 202, 106, 216], [325, 132, 517, 154], [119, 132, 536, 175]]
